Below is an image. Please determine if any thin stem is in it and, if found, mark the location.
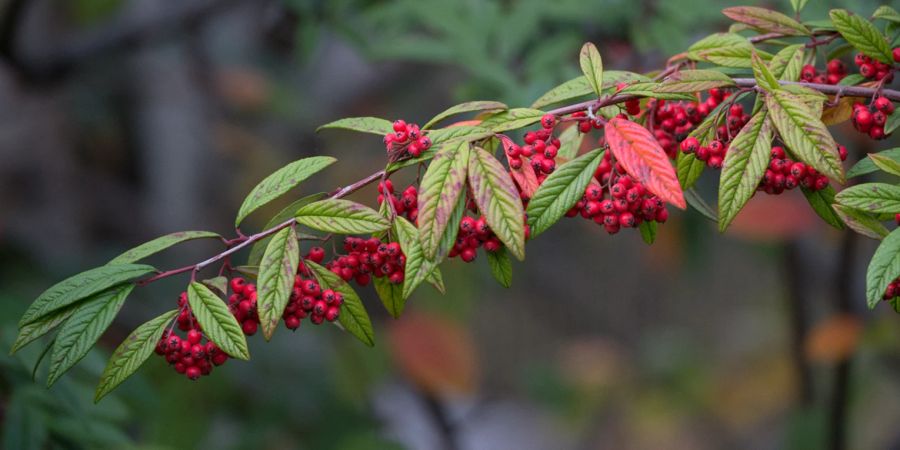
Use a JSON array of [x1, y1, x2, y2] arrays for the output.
[[732, 78, 900, 102]]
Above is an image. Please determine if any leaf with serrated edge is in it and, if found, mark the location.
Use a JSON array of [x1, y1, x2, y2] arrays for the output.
[[802, 186, 844, 229], [605, 118, 686, 209], [108, 231, 221, 265], [722, 6, 810, 36], [187, 282, 250, 360], [94, 309, 178, 402], [768, 44, 805, 82], [479, 108, 546, 132], [830, 9, 894, 64], [766, 89, 844, 183], [11, 305, 76, 354], [486, 247, 513, 288], [848, 148, 900, 178], [656, 70, 735, 93], [526, 149, 603, 238], [305, 261, 374, 346], [295, 199, 390, 234], [418, 140, 470, 260], [835, 183, 900, 213], [579, 43, 604, 97], [247, 193, 325, 266], [257, 227, 300, 340], [423, 101, 507, 129], [316, 117, 393, 135], [19, 264, 155, 327], [867, 228, 900, 308], [467, 146, 526, 260], [718, 111, 772, 231], [47, 284, 133, 386], [833, 204, 889, 240], [235, 157, 336, 226]]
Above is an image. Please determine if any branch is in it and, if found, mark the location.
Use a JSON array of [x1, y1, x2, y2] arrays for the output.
[[732, 78, 900, 102]]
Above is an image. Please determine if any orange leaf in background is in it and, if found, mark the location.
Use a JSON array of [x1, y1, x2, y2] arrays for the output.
[[805, 314, 861, 364], [499, 135, 540, 198], [387, 311, 478, 396], [604, 118, 686, 209], [728, 192, 819, 242]]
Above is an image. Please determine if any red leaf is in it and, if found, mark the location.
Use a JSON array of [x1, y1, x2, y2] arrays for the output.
[[604, 118, 686, 209], [499, 134, 540, 198]]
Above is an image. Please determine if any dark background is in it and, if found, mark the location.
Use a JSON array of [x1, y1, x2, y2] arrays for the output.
[[1, 0, 899, 449]]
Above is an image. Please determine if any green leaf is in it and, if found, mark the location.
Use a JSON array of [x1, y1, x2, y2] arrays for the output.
[[19, 264, 155, 327], [676, 151, 705, 190], [373, 275, 404, 318], [833, 204, 889, 240], [834, 183, 900, 213], [257, 226, 300, 341], [765, 89, 844, 183], [685, 188, 719, 222], [531, 76, 592, 109], [526, 149, 603, 238], [838, 73, 866, 86], [870, 153, 900, 177], [426, 268, 445, 294], [467, 146, 526, 260], [791, 0, 809, 14], [686, 33, 771, 68], [801, 186, 844, 229], [202, 276, 229, 296], [752, 52, 780, 92], [417, 140, 469, 260], [616, 83, 698, 101], [639, 220, 657, 244], [769, 44, 805, 82], [486, 247, 513, 288], [885, 112, 900, 136], [10, 305, 76, 354], [579, 42, 604, 97], [478, 108, 546, 132], [305, 260, 374, 346], [187, 282, 250, 360], [94, 309, 178, 402], [108, 231, 221, 265], [722, 6, 810, 36], [47, 284, 133, 387], [873, 6, 900, 23], [866, 228, 900, 308], [556, 125, 585, 160], [295, 199, 390, 234], [247, 193, 325, 266], [428, 126, 495, 146], [394, 216, 435, 300], [655, 70, 735, 93], [847, 148, 900, 178], [235, 156, 336, 226], [718, 111, 773, 231], [829, 9, 894, 64], [423, 101, 507, 129], [316, 117, 393, 135]]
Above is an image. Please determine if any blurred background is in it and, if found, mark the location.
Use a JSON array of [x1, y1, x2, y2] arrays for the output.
[[1, 0, 899, 449]]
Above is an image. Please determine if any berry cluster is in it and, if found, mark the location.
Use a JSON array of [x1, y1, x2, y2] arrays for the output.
[[325, 237, 407, 285], [801, 59, 847, 85], [565, 151, 668, 234], [384, 120, 432, 158], [758, 146, 846, 195], [647, 90, 734, 158], [154, 270, 345, 380], [851, 96, 895, 141], [504, 120, 562, 176], [678, 101, 749, 169], [854, 53, 895, 82], [449, 214, 505, 262], [377, 180, 419, 222]]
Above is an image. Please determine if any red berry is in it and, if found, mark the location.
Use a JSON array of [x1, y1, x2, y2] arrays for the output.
[[874, 97, 894, 114], [894, 48, 900, 63], [541, 114, 557, 129], [187, 329, 202, 345], [680, 137, 699, 154], [242, 320, 258, 336], [186, 366, 202, 380]]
